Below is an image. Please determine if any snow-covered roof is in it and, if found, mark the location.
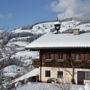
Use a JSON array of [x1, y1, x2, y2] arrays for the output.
[[12, 68, 39, 83], [26, 33, 90, 49]]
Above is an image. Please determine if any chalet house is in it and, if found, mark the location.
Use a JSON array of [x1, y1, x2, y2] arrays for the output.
[[26, 25, 90, 85]]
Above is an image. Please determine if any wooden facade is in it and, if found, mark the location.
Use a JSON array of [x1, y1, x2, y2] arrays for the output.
[[40, 48, 90, 68], [31, 48, 90, 84], [33, 59, 40, 68]]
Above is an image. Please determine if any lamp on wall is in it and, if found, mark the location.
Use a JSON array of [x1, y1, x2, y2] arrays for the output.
[[54, 22, 61, 34]]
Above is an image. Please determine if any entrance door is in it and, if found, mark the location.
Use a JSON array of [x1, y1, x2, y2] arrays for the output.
[[77, 71, 85, 84]]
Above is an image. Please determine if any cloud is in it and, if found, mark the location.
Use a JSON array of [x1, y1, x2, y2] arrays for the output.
[[51, 0, 90, 19], [0, 13, 14, 19]]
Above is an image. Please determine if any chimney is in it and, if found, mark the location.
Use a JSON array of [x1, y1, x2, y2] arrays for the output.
[[73, 29, 80, 35]]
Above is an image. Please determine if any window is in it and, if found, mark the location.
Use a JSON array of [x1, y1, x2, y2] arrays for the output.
[[57, 71, 63, 78], [85, 72, 90, 80], [45, 70, 51, 77], [45, 53, 52, 62]]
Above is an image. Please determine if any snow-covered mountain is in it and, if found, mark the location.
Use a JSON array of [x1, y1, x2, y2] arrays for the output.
[[1, 17, 90, 70]]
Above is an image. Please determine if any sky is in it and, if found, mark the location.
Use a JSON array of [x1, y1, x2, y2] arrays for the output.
[[0, 0, 57, 30], [0, 0, 90, 30]]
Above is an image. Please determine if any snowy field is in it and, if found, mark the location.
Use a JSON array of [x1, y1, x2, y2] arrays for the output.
[[10, 82, 88, 90]]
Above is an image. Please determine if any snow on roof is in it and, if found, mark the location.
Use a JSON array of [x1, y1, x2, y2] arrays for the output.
[[26, 33, 90, 49], [12, 68, 39, 83]]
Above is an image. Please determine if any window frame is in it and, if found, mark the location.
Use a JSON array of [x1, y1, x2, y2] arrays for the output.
[[57, 71, 63, 78], [45, 70, 51, 77]]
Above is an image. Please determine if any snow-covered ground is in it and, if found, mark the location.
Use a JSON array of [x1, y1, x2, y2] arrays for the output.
[[12, 82, 84, 90], [11, 83, 90, 90], [60, 20, 80, 32], [7, 41, 29, 47], [9, 36, 32, 42], [3, 65, 25, 78], [11, 29, 32, 34], [11, 51, 39, 60]]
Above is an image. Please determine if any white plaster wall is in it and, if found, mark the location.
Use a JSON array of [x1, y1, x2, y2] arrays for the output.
[[39, 67, 90, 84]]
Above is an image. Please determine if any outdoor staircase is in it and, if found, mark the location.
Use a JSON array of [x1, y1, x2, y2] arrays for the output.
[[12, 66, 35, 83]]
